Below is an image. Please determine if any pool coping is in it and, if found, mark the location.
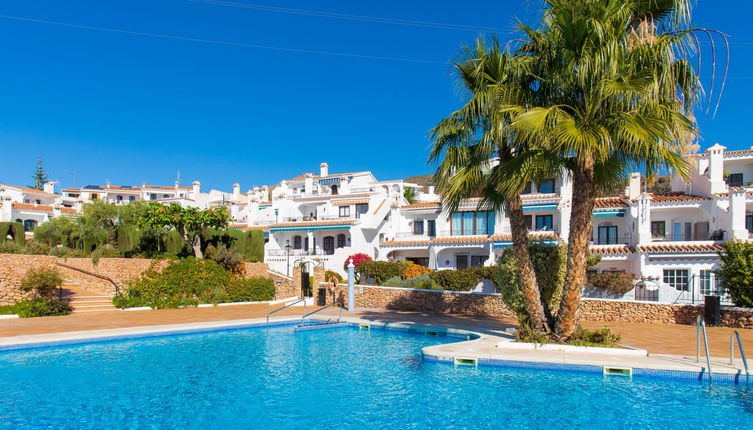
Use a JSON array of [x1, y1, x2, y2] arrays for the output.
[[0, 316, 750, 385]]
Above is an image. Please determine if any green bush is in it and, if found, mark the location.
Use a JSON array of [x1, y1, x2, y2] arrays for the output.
[[383, 274, 440, 290], [90, 244, 122, 265], [325, 270, 343, 283], [205, 244, 244, 273], [12, 298, 72, 318], [587, 272, 634, 295], [567, 327, 622, 347], [356, 261, 410, 285], [429, 268, 481, 291], [716, 240, 753, 307], [19, 267, 64, 298], [496, 242, 566, 323], [49, 246, 88, 258], [0, 241, 24, 254], [0, 222, 25, 245], [227, 277, 275, 302]]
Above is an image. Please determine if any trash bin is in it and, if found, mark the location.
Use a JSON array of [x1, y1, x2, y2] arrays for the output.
[[704, 295, 721, 326], [317, 287, 327, 306]]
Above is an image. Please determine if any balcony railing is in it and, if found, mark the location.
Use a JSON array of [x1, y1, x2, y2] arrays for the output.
[[278, 215, 350, 223], [590, 233, 632, 245], [266, 247, 337, 257], [395, 231, 436, 239], [651, 230, 724, 242]]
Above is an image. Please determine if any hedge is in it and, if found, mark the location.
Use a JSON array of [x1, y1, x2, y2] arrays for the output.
[[0, 222, 25, 245]]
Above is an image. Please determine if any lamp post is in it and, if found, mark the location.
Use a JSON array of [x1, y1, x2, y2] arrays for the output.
[[285, 241, 293, 277]]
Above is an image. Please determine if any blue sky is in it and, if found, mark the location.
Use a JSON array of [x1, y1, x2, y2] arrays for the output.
[[0, 0, 751, 192]]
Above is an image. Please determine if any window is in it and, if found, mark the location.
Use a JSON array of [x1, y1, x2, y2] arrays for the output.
[[456, 255, 469, 270], [339, 206, 350, 217], [23, 219, 37, 232], [537, 180, 554, 194], [663, 269, 689, 291], [747, 214, 753, 233], [522, 182, 532, 194], [355, 203, 369, 218], [413, 220, 424, 235], [116, 195, 123, 202], [471, 256, 486, 267], [150, 193, 157, 200], [535, 215, 553, 231], [293, 236, 302, 250], [323, 236, 335, 254], [331, 185, 339, 195], [427, 220, 436, 237], [90, 194, 98, 200], [727, 173, 743, 187], [651, 221, 666, 238], [23, 199, 29, 203], [450, 211, 495, 235], [597, 225, 618, 245], [337, 234, 346, 248], [14, 218, 22, 223], [699, 270, 716, 296], [129, 196, 135, 202], [524, 215, 533, 230], [35, 199, 41, 205], [304, 237, 309, 251]]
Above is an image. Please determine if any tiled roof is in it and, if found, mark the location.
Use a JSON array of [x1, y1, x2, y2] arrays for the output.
[[431, 235, 489, 245], [520, 193, 559, 201], [589, 244, 635, 255], [12, 202, 53, 212], [293, 193, 374, 202], [594, 196, 628, 208], [286, 171, 371, 182], [0, 184, 58, 197], [381, 239, 433, 247], [333, 199, 370, 205], [648, 192, 708, 203], [59, 207, 77, 214], [268, 220, 357, 228], [228, 223, 247, 229], [489, 231, 559, 242], [401, 202, 440, 209], [241, 225, 269, 231], [382, 231, 559, 247], [636, 243, 723, 253]]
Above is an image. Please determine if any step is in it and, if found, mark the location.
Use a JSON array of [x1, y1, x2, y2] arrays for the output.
[[62, 296, 112, 300], [68, 299, 113, 304], [71, 304, 117, 309], [72, 308, 120, 313], [294, 321, 349, 332]]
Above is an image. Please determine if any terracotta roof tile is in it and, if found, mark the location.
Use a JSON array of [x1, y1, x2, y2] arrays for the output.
[[241, 226, 269, 231], [0, 184, 58, 197], [648, 192, 708, 203], [589, 244, 635, 255], [401, 202, 440, 209], [431, 235, 489, 245], [489, 231, 559, 242], [637, 243, 723, 253], [292, 193, 374, 202], [12, 202, 53, 212], [520, 193, 559, 201], [59, 207, 78, 214], [381, 239, 433, 247], [594, 196, 628, 208], [333, 199, 370, 205]]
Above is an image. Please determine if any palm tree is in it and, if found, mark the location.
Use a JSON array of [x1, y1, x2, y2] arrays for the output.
[[429, 39, 562, 332], [502, 0, 702, 338]]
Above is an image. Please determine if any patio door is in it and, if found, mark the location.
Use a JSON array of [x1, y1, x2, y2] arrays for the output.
[[323, 236, 335, 255], [597, 226, 618, 244]]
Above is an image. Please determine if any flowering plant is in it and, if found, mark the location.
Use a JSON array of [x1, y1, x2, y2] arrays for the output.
[[344, 253, 372, 271]]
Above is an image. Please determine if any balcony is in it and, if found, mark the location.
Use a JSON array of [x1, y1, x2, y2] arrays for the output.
[[651, 230, 725, 242], [266, 247, 336, 257], [393, 231, 436, 241], [591, 233, 632, 245]]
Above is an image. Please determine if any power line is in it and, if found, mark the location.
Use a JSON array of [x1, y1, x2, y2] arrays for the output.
[[0, 13, 446, 64], [185, 0, 509, 33]]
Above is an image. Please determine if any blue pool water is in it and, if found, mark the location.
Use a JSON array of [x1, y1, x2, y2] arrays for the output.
[[1, 325, 752, 429]]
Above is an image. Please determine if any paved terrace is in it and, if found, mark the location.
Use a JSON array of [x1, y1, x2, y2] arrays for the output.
[[1, 305, 752, 358]]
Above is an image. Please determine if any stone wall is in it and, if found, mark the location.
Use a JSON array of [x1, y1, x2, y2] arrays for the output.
[[323, 283, 753, 329], [244, 262, 299, 300], [0, 255, 57, 305]]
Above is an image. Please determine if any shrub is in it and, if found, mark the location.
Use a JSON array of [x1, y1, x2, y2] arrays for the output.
[[325, 270, 343, 283], [343, 253, 372, 271], [382, 276, 404, 287], [23, 241, 52, 255], [429, 269, 481, 291], [19, 267, 64, 298], [587, 272, 634, 295], [49, 246, 88, 258], [402, 264, 431, 279], [356, 261, 410, 285], [12, 298, 72, 318], [716, 240, 753, 307], [0, 241, 24, 254], [205, 244, 245, 273], [90, 244, 122, 265], [568, 327, 622, 347], [496, 242, 566, 323], [227, 276, 275, 302], [0, 221, 25, 245], [403, 274, 439, 290]]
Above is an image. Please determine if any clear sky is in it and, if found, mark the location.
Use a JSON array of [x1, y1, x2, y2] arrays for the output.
[[0, 0, 751, 192]]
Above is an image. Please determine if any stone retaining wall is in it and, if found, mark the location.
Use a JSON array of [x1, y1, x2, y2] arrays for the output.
[[243, 262, 299, 300], [324, 283, 753, 328]]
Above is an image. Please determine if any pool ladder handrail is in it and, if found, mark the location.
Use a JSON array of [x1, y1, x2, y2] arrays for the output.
[[266, 299, 307, 323], [696, 315, 713, 379], [729, 331, 750, 375], [300, 301, 343, 324]]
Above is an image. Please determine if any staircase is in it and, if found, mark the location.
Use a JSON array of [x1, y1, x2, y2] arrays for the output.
[[60, 282, 117, 313]]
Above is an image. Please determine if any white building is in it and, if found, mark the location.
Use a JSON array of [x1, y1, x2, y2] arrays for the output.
[[0, 182, 76, 235]]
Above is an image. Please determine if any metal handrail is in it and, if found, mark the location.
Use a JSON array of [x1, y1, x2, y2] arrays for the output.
[[300, 301, 343, 323], [729, 331, 750, 375], [697, 315, 713, 379], [266, 299, 306, 323]]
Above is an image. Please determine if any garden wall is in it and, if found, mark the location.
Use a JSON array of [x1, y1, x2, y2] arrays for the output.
[[243, 262, 300, 300], [324, 283, 753, 329]]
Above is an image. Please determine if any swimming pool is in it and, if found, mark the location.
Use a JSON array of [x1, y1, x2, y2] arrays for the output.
[[1, 324, 751, 429]]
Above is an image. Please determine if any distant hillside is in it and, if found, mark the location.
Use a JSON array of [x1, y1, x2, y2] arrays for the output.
[[404, 174, 434, 189]]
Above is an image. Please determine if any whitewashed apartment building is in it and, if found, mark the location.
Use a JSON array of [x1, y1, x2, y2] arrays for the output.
[[0, 182, 77, 236]]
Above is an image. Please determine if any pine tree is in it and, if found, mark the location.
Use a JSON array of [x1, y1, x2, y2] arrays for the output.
[[30, 155, 49, 190]]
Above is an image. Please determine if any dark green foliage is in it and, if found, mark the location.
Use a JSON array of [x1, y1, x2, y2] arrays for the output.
[[496, 242, 566, 322], [516, 324, 621, 347], [429, 268, 483, 291], [587, 272, 634, 295], [30, 155, 49, 189], [205, 244, 244, 273], [226, 277, 275, 302], [114, 258, 275, 309], [716, 240, 753, 307], [325, 270, 343, 282], [356, 261, 411, 285], [19, 267, 63, 298], [0, 222, 25, 245], [12, 298, 72, 318]]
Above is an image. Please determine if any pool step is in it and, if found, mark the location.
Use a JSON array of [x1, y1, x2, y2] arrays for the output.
[[294, 321, 349, 332], [60, 286, 117, 313]]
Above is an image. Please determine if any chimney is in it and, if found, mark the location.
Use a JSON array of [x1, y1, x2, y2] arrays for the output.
[[106, 180, 111, 189], [428, 185, 435, 195], [174, 180, 180, 191], [233, 183, 240, 201], [627, 172, 641, 200], [304, 174, 314, 195], [320, 162, 329, 177], [43, 181, 55, 195], [192, 181, 201, 195], [707, 143, 727, 194]]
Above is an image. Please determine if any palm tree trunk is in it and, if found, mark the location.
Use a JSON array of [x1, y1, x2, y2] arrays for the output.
[[505, 194, 549, 333], [556, 154, 597, 339]]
